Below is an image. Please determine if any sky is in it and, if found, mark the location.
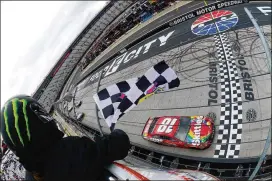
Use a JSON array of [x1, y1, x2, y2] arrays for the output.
[[1, 1, 108, 107]]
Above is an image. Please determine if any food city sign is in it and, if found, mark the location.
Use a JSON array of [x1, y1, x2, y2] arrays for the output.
[[169, 0, 248, 26], [87, 30, 175, 84]]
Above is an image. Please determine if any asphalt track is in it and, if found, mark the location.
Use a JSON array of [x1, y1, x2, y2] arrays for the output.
[[60, 1, 271, 162]]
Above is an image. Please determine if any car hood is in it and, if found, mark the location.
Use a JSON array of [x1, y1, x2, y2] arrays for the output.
[[185, 116, 213, 145]]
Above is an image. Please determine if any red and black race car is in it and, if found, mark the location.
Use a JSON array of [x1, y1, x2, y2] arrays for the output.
[[142, 116, 215, 149]]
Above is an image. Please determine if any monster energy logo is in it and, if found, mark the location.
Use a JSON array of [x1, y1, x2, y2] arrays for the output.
[[3, 98, 31, 146]]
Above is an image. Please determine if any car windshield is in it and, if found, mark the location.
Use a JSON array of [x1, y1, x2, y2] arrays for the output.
[[175, 117, 191, 141]]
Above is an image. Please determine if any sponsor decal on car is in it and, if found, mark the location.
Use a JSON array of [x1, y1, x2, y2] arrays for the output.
[[186, 116, 211, 146], [85, 31, 175, 86]]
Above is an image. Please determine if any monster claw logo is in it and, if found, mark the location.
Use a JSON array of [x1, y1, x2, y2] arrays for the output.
[[3, 104, 15, 145], [3, 98, 31, 147]]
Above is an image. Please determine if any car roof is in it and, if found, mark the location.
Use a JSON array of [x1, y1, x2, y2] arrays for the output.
[[151, 116, 181, 137]]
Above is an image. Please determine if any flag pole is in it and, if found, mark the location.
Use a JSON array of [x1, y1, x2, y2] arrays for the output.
[[95, 71, 105, 136]]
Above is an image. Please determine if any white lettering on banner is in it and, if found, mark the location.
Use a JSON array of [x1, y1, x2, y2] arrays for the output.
[[88, 30, 175, 81], [123, 50, 136, 63], [158, 31, 175, 46], [103, 65, 110, 74], [217, 0, 243, 9], [196, 5, 216, 16], [257, 6, 271, 16], [90, 65, 110, 81], [143, 39, 157, 54], [157, 118, 177, 133], [104, 52, 127, 76], [90, 71, 101, 81], [171, 13, 195, 26], [133, 46, 143, 59]]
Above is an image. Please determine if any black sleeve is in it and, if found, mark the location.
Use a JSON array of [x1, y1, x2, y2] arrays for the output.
[[43, 136, 104, 181], [95, 129, 130, 164], [43, 129, 130, 181]]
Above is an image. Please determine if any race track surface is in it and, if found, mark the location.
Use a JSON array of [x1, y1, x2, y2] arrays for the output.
[[61, 1, 271, 161]]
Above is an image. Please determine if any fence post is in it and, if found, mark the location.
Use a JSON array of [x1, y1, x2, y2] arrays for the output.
[[95, 71, 104, 136], [244, 7, 271, 73]]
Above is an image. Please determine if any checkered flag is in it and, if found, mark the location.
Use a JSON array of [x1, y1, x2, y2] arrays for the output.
[[111, 60, 180, 130], [93, 78, 138, 127]]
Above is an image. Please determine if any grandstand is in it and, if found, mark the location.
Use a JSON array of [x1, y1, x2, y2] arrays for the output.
[[33, 0, 180, 113], [32, 1, 135, 112]]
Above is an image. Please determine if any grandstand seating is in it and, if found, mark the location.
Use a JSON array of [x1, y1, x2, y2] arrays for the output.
[[83, 0, 176, 70], [33, 0, 177, 113]]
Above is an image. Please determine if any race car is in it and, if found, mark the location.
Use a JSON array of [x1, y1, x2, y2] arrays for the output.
[[142, 116, 215, 149]]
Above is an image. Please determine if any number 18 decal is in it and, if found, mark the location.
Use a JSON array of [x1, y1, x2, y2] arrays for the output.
[[157, 118, 177, 133]]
